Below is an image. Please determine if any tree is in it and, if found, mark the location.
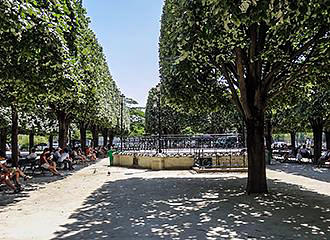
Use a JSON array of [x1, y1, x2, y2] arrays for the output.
[[145, 86, 186, 135], [271, 86, 309, 155], [298, 78, 330, 163], [159, 0, 329, 193], [0, 0, 70, 165], [126, 98, 145, 137], [145, 85, 242, 135]]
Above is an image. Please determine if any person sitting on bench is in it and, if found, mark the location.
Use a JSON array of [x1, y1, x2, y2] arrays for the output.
[[299, 145, 310, 158], [59, 148, 74, 170], [72, 147, 86, 163], [26, 148, 37, 160], [297, 145, 310, 162], [52, 147, 62, 163], [0, 161, 20, 193], [40, 148, 62, 176], [0, 161, 31, 193]]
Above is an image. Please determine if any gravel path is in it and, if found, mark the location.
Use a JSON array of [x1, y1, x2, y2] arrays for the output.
[[0, 159, 329, 240]]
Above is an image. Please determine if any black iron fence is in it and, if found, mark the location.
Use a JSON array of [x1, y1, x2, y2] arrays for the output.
[[118, 133, 245, 152]]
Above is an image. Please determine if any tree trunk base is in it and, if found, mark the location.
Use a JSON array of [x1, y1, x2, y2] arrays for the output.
[[246, 118, 268, 194]]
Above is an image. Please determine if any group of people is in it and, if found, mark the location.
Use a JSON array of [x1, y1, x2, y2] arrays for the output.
[[283, 144, 330, 166], [39, 146, 95, 173], [1, 144, 113, 194]]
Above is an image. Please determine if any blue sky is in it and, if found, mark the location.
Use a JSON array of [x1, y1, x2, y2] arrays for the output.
[[83, 0, 164, 107]]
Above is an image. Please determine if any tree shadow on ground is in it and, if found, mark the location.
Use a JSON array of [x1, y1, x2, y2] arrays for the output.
[[269, 161, 330, 183], [52, 176, 330, 240]]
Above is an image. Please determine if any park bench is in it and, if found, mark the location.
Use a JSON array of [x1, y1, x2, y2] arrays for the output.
[[18, 157, 46, 174]]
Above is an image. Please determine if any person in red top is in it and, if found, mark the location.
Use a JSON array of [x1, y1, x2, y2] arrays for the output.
[[85, 146, 91, 156], [85, 147, 96, 161], [40, 148, 61, 176], [0, 161, 19, 193]]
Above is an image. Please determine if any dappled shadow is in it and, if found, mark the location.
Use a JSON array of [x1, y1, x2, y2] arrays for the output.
[[269, 161, 330, 183], [53, 176, 330, 240]]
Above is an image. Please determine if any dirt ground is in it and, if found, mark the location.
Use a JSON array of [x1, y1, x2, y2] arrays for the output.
[[0, 159, 329, 240]]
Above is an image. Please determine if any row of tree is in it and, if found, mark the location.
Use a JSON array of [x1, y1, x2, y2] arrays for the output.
[[159, 0, 329, 193], [0, 0, 130, 166]]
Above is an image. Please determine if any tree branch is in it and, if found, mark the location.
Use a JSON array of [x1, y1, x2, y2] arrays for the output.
[[263, 27, 327, 92], [225, 63, 239, 88], [256, 21, 268, 80], [267, 68, 307, 100], [266, 40, 318, 99], [222, 66, 245, 118], [235, 47, 253, 119]]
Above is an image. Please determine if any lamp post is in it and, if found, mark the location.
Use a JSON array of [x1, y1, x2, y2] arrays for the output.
[[120, 94, 125, 151], [156, 84, 162, 153]]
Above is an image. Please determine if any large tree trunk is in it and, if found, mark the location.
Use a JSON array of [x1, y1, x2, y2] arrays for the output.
[[102, 128, 108, 147], [0, 127, 7, 157], [29, 130, 34, 153], [92, 125, 99, 147], [264, 119, 272, 164], [325, 131, 330, 150], [310, 117, 323, 164], [58, 111, 69, 149], [11, 105, 19, 167], [246, 116, 268, 194], [232, 26, 268, 194], [290, 131, 296, 154], [49, 134, 53, 149], [80, 122, 87, 151]]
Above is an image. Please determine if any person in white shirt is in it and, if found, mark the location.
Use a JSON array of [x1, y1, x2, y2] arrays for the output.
[[58, 148, 74, 170], [26, 149, 37, 160]]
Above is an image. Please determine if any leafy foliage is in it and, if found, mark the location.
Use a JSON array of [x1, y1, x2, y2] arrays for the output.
[[145, 85, 242, 135]]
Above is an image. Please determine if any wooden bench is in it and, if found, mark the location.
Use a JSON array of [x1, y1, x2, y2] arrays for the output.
[[18, 158, 39, 173]]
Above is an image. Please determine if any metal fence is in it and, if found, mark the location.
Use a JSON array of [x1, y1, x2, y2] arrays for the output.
[[118, 133, 245, 153]]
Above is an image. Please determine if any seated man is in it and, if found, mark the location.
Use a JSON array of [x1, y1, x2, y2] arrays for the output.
[[297, 145, 310, 162], [299, 145, 310, 158], [52, 147, 62, 163], [71, 147, 86, 163], [58, 148, 74, 170], [26, 148, 37, 160], [40, 148, 62, 176]]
